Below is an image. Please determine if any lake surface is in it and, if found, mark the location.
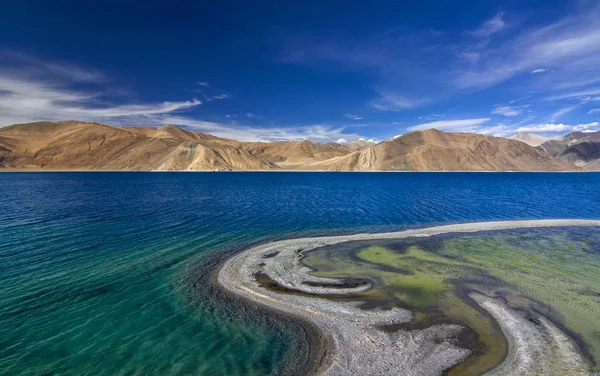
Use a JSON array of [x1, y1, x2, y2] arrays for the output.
[[1, 172, 600, 375]]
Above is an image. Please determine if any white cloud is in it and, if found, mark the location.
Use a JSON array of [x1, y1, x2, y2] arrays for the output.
[[370, 92, 426, 111], [454, 12, 600, 90], [245, 112, 259, 118], [0, 73, 202, 126], [509, 95, 532, 104], [515, 122, 599, 133], [160, 115, 367, 142], [550, 106, 576, 121], [408, 118, 491, 132], [0, 53, 208, 127], [468, 12, 507, 38], [531, 68, 549, 74], [492, 105, 529, 116], [344, 113, 363, 120], [0, 50, 106, 83], [211, 94, 230, 100], [393, 134, 403, 139], [336, 138, 348, 144], [553, 77, 600, 90], [197, 82, 209, 86], [546, 88, 600, 101], [588, 108, 600, 114]]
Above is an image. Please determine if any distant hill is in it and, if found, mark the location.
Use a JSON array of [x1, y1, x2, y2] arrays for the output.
[[345, 138, 377, 151], [311, 129, 572, 171], [508, 132, 550, 147], [538, 131, 600, 170], [0, 121, 577, 171]]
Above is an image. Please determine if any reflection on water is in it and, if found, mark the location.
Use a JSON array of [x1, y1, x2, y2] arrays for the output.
[[302, 227, 600, 374]]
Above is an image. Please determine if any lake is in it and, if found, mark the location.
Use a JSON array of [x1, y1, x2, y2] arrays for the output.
[[1, 172, 599, 375]]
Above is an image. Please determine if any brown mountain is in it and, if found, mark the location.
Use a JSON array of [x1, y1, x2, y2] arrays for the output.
[[236, 140, 350, 169], [538, 131, 600, 170], [312, 129, 574, 171], [0, 121, 576, 171], [538, 131, 600, 156], [345, 139, 377, 151], [0, 121, 272, 171], [558, 141, 600, 169]]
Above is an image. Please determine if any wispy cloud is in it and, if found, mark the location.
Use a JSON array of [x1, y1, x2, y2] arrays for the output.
[[546, 87, 600, 101], [159, 115, 367, 142], [418, 114, 445, 120], [370, 92, 426, 111], [531, 68, 549, 74], [550, 106, 576, 122], [454, 9, 600, 90], [344, 113, 363, 120], [199, 93, 231, 102], [211, 94, 230, 100], [197, 81, 209, 87], [492, 105, 530, 117], [468, 12, 507, 38], [514, 122, 599, 133], [588, 108, 600, 114], [0, 49, 106, 83], [509, 95, 532, 104], [407, 118, 491, 132], [406, 118, 599, 137], [0, 73, 201, 126]]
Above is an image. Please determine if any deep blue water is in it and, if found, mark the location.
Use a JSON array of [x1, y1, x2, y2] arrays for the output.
[[0, 172, 599, 375]]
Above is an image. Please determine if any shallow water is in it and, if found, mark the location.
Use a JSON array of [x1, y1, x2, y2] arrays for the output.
[[1, 172, 600, 375], [302, 227, 600, 374]]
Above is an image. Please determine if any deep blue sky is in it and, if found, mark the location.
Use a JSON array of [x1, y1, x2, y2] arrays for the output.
[[1, 0, 599, 142]]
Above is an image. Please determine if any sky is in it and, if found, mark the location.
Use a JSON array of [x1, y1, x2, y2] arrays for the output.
[[1, 0, 600, 142]]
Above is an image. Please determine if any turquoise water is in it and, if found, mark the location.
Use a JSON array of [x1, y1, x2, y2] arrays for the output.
[[1, 172, 600, 375]]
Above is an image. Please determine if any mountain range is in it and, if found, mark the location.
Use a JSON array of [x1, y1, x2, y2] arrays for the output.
[[508, 132, 553, 147], [0, 120, 589, 171], [538, 131, 600, 170]]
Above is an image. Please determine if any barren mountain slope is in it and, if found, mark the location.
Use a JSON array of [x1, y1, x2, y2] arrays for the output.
[[556, 141, 600, 170], [0, 122, 577, 171], [538, 131, 600, 157], [237, 140, 352, 168], [312, 129, 575, 171], [345, 139, 377, 151], [0, 121, 272, 170]]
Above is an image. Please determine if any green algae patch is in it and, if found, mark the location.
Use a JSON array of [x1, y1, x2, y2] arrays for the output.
[[357, 245, 447, 306], [301, 227, 600, 375]]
